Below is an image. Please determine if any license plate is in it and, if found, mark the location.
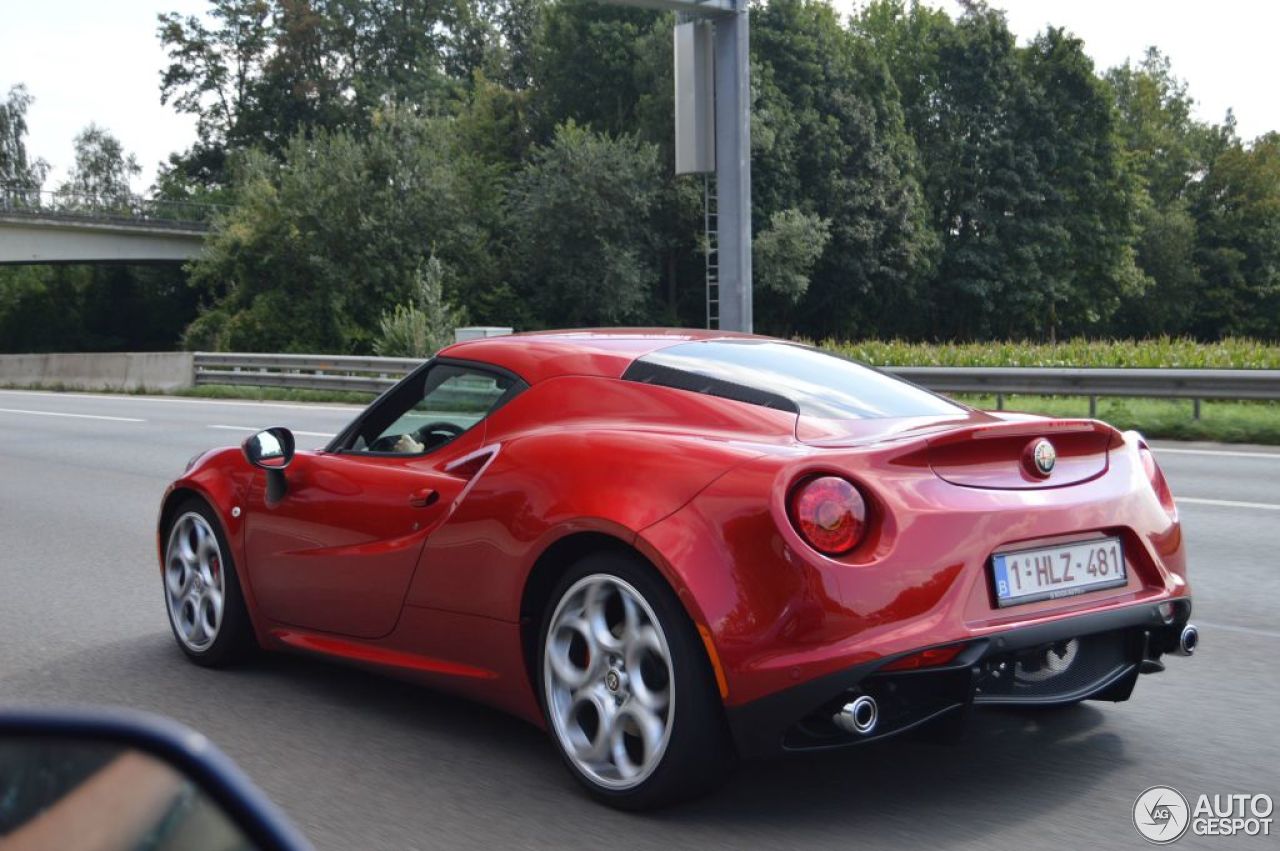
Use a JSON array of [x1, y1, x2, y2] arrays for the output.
[[991, 537, 1127, 607]]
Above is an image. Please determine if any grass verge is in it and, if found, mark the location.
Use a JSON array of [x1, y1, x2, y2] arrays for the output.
[[0, 381, 374, 405], [173, 384, 375, 404]]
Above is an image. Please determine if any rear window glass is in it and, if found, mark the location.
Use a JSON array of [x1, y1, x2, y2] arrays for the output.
[[622, 340, 963, 419]]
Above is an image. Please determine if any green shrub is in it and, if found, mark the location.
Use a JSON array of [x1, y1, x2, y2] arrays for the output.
[[372, 257, 466, 358], [821, 337, 1280, 369]]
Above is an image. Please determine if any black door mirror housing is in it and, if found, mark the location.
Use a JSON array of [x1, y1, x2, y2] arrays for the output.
[[242, 427, 295, 470], [242, 428, 295, 505], [0, 706, 312, 851]]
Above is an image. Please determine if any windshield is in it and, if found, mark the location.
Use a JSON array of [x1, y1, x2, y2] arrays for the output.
[[623, 340, 963, 420]]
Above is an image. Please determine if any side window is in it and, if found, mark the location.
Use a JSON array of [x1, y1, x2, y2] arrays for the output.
[[349, 364, 520, 455]]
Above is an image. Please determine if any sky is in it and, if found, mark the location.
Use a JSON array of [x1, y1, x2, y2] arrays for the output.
[[3, 0, 1278, 192]]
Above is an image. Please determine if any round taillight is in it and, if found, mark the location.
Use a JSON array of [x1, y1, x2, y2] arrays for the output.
[[788, 475, 867, 556]]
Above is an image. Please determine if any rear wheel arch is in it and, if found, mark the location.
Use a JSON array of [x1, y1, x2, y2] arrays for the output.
[[522, 535, 737, 807], [518, 532, 722, 709], [520, 533, 640, 689]]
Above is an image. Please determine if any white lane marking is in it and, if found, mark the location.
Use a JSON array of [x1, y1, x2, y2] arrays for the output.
[[1156, 447, 1280, 460], [0, 407, 145, 423], [208, 424, 336, 438], [0, 389, 363, 413], [1178, 496, 1280, 511], [1197, 621, 1280, 640]]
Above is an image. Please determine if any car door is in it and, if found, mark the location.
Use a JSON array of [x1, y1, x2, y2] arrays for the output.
[[242, 360, 525, 639]]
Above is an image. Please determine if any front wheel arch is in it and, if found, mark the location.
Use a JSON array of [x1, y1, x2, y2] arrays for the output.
[[160, 494, 257, 666], [159, 482, 266, 646], [158, 486, 203, 541]]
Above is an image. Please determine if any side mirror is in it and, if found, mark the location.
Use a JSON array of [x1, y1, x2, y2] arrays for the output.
[[242, 428, 294, 505], [0, 706, 312, 851], [242, 427, 295, 470]]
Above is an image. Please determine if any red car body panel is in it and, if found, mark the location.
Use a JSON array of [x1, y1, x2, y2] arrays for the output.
[[638, 426, 1185, 707], [159, 329, 1190, 738]]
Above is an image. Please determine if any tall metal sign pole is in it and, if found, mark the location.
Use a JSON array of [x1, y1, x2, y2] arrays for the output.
[[711, 4, 751, 333], [605, 0, 752, 333]]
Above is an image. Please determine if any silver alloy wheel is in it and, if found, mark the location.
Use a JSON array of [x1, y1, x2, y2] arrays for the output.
[[543, 573, 675, 790], [164, 511, 226, 653]]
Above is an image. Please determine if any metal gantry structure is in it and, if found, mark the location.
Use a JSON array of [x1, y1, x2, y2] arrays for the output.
[[602, 0, 753, 332]]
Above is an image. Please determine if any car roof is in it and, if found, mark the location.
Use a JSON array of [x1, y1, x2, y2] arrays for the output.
[[438, 328, 768, 384]]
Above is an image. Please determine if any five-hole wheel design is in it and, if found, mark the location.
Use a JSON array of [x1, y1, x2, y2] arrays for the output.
[[543, 573, 675, 790]]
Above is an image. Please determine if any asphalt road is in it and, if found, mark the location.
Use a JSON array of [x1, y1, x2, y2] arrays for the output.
[[0, 388, 1276, 850]]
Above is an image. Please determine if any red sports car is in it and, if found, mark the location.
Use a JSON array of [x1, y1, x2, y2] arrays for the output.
[[158, 330, 1196, 808]]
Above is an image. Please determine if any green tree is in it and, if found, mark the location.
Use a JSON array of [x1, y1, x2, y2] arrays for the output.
[[140, 0, 1280, 345], [491, 0, 546, 90], [56, 124, 141, 209], [754, 208, 831, 303], [866, 2, 1045, 338], [158, 0, 456, 186], [156, 0, 545, 190], [0, 263, 199, 353], [508, 121, 663, 326], [185, 108, 504, 352], [1189, 131, 1280, 338], [1107, 49, 1211, 207], [1105, 49, 1215, 336], [0, 84, 48, 193], [530, 0, 663, 141], [0, 267, 85, 352], [373, 255, 467, 356], [1018, 28, 1144, 339], [157, 0, 273, 185], [858, 2, 1142, 340], [753, 0, 932, 339]]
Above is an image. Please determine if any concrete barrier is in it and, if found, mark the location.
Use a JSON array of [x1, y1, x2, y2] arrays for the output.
[[454, 326, 513, 343], [0, 352, 195, 391]]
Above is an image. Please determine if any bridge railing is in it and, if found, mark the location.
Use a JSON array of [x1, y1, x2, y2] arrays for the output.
[[193, 352, 1280, 414], [0, 184, 225, 230]]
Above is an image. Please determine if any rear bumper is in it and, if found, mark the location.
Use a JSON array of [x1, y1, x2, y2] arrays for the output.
[[726, 597, 1193, 759]]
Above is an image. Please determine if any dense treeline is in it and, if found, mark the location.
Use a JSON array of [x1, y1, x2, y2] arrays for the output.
[[2, 0, 1278, 354]]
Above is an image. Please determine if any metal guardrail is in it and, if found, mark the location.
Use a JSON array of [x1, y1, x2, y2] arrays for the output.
[[194, 352, 422, 394], [194, 353, 1280, 414], [893, 366, 1280, 417], [893, 367, 1280, 400], [0, 185, 224, 231]]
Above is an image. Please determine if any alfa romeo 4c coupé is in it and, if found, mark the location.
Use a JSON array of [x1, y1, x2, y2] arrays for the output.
[[159, 330, 1196, 808]]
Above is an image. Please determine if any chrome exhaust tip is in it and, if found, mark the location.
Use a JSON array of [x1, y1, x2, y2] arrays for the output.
[[1175, 624, 1199, 656], [834, 695, 879, 736]]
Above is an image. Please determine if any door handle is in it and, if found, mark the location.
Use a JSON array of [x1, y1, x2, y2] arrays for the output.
[[409, 488, 439, 508]]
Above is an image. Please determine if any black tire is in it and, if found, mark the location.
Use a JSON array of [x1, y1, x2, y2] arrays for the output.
[[162, 497, 256, 668], [537, 550, 735, 810]]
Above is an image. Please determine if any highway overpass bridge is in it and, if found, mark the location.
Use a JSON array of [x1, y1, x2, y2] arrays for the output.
[[0, 188, 214, 265]]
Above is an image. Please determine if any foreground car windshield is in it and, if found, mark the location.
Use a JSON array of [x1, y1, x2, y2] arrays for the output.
[[623, 340, 964, 419]]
